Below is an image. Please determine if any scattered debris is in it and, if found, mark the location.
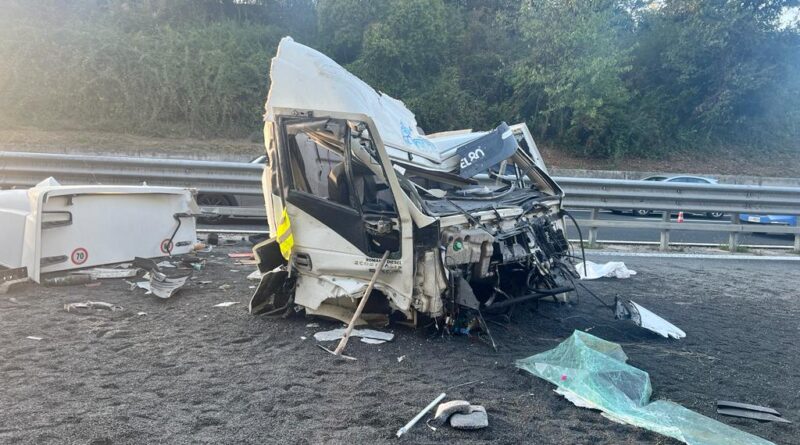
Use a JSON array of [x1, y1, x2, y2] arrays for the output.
[[397, 355, 406, 363], [156, 261, 176, 269], [71, 267, 139, 279], [206, 233, 219, 246], [300, 336, 307, 340], [615, 299, 686, 339], [42, 275, 95, 287], [64, 301, 123, 312], [132, 257, 192, 299], [199, 280, 213, 285], [0, 267, 29, 294], [516, 331, 775, 445], [137, 312, 147, 316], [449, 405, 488, 430], [306, 322, 319, 328], [247, 270, 262, 281], [148, 273, 191, 299], [213, 301, 239, 307], [228, 252, 255, 259], [430, 400, 488, 430], [431, 400, 471, 426], [218, 284, 232, 290], [397, 393, 447, 438], [26, 336, 42, 341], [576, 261, 637, 280], [717, 401, 791, 424], [313, 328, 394, 343]]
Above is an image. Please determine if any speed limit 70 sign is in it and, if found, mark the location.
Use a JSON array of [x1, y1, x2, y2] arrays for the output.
[[71, 247, 88, 265]]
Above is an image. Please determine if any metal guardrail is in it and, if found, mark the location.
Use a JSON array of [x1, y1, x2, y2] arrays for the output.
[[2, 151, 799, 252]]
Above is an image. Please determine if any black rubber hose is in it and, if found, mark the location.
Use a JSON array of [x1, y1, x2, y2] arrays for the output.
[[562, 209, 587, 277], [484, 286, 574, 310]]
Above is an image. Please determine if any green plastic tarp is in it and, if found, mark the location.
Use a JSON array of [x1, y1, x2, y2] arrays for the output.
[[516, 331, 775, 445]]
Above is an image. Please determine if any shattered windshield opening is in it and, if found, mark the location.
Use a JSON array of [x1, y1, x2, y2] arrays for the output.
[[393, 151, 549, 217]]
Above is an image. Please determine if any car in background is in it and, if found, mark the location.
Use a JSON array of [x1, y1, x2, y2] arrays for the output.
[[196, 155, 266, 223], [739, 213, 798, 226], [612, 175, 726, 219]]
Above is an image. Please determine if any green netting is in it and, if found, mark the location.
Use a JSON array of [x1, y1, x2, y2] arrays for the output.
[[516, 331, 775, 445]]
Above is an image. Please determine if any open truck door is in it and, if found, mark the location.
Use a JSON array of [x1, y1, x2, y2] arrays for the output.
[[253, 110, 418, 324]]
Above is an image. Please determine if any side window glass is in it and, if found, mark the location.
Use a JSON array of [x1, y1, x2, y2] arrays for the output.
[[284, 121, 346, 202]]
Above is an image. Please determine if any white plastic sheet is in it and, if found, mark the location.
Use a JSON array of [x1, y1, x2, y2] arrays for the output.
[[576, 261, 637, 280]]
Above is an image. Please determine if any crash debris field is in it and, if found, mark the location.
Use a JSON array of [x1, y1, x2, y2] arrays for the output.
[[0, 243, 796, 445]]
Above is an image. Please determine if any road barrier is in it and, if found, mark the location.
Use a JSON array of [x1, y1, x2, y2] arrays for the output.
[[2, 151, 799, 252]]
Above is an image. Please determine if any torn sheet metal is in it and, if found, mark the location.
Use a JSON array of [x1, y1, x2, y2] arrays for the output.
[[313, 328, 394, 343], [717, 401, 791, 423], [0, 178, 198, 283], [576, 261, 637, 280], [615, 299, 686, 339], [516, 331, 775, 445]]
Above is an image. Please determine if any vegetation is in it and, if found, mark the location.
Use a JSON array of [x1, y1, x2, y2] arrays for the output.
[[1, 0, 798, 158]]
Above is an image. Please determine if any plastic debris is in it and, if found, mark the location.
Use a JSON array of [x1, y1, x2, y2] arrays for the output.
[[137, 312, 147, 316], [313, 328, 394, 342], [139, 273, 190, 299], [247, 270, 262, 281], [26, 336, 42, 341], [64, 301, 123, 312], [360, 338, 385, 345], [516, 331, 775, 445], [397, 355, 406, 363], [576, 261, 637, 280], [213, 301, 239, 307], [156, 261, 176, 269], [615, 299, 686, 339]]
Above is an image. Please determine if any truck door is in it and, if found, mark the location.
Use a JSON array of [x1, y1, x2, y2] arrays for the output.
[[272, 113, 414, 308]]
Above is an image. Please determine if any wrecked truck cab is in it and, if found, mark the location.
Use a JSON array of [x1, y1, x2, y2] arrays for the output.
[[251, 38, 576, 327]]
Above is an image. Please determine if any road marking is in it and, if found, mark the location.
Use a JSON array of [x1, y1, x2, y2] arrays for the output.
[[586, 251, 800, 261]]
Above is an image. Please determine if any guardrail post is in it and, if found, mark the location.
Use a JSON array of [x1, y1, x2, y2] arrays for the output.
[[794, 232, 800, 254], [588, 208, 599, 247], [728, 213, 739, 252], [659, 212, 670, 251]]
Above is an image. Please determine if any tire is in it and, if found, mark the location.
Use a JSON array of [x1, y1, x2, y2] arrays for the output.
[[197, 193, 234, 224], [706, 211, 725, 220], [634, 209, 651, 217]]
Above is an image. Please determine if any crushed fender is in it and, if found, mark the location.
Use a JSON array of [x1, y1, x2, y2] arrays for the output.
[[516, 331, 775, 445]]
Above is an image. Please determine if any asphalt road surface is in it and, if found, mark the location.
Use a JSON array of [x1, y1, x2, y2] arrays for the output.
[[2, 246, 797, 444], [199, 210, 796, 248]]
